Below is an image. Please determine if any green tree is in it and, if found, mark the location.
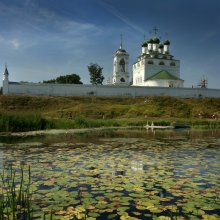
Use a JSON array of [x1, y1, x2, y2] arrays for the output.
[[43, 74, 83, 84], [88, 63, 104, 85]]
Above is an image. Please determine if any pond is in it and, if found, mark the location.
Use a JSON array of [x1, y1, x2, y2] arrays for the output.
[[0, 129, 220, 219]]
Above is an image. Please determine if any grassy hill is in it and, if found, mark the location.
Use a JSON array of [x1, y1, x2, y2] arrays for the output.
[[0, 95, 220, 132]]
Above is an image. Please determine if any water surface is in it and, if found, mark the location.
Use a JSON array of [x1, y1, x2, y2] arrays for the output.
[[0, 129, 220, 219]]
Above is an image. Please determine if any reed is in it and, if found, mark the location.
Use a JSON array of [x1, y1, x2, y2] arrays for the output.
[[0, 165, 32, 220], [0, 111, 54, 132], [0, 166, 88, 220]]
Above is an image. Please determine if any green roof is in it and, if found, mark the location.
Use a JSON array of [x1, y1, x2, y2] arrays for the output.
[[146, 70, 182, 80]]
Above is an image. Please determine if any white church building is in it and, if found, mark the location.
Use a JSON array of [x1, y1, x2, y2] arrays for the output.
[[112, 31, 184, 88]]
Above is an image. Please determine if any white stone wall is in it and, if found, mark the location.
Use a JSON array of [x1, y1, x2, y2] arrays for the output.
[[3, 81, 220, 98]]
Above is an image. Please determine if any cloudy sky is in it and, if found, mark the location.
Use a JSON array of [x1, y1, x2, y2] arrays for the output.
[[0, 0, 220, 88]]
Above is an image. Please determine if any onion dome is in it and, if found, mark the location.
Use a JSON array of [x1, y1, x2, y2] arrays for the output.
[[164, 40, 170, 45], [147, 38, 153, 44], [158, 44, 164, 49], [142, 41, 148, 47], [153, 37, 160, 44]]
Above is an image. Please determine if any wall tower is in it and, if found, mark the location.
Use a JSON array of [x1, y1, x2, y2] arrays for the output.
[[3, 65, 9, 94]]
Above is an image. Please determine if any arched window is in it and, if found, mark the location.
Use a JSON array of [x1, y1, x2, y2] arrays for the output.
[[119, 59, 125, 72], [148, 60, 154, 64], [170, 62, 176, 66], [159, 61, 165, 65], [120, 78, 125, 82]]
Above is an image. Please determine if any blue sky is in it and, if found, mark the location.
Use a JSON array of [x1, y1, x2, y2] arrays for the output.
[[0, 0, 220, 88]]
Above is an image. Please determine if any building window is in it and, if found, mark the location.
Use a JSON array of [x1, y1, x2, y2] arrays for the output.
[[120, 78, 125, 82], [159, 61, 165, 65], [148, 60, 154, 64], [170, 62, 176, 66], [119, 59, 125, 72]]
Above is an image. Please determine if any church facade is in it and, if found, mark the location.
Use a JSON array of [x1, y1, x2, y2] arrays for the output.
[[112, 31, 184, 88]]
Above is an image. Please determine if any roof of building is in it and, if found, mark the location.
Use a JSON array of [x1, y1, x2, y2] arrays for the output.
[[142, 41, 148, 47], [4, 66, 9, 75], [147, 38, 153, 44], [153, 37, 160, 44], [146, 70, 183, 81], [116, 48, 127, 53], [164, 40, 170, 45], [158, 44, 164, 49]]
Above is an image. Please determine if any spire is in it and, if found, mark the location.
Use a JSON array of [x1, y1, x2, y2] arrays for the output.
[[120, 34, 123, 49], [4, 64, 9, 76], [3, 63, 9, 82]]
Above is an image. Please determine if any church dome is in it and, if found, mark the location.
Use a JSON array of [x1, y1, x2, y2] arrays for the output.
[[158, 44, 164, 49], [142, 41, 148, 47], [164, 40, 170, 45], [147, 38, 153, 44], [116, 48, 126, 54], [153, 38, 160, 44]]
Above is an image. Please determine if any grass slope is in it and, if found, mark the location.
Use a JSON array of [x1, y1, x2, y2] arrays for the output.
[[0, 95, 219, 131]]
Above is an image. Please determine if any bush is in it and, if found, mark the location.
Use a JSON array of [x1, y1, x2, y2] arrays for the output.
[[0, 111, 54, 132]]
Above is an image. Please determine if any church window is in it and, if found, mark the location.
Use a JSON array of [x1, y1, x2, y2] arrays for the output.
[[120, 78, 125, 82], [170, 62, 176, 66], [159, 61, 165, 65], [119, 59, 125, 72], [148, 60, 154, 64]]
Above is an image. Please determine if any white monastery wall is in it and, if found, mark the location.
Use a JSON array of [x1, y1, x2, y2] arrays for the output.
[[4, 82, 220, 98]]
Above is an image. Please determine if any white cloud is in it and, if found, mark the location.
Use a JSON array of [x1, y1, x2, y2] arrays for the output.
[[10, 39, 20, 49], [99, 2, 145, 34]]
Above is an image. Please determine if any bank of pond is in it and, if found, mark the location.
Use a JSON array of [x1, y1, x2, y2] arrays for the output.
[[0, 111, 219, 133]]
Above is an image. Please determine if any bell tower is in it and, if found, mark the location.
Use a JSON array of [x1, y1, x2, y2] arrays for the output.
[[112, 36, 129, 85]]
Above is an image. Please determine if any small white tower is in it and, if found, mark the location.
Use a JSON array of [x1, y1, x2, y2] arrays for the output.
[[152, 37, 160, 52], [163, 40, 170, 54], [112, 37, 129, 85], [3, 65, 9, 95], [147, 38, 153, 52], [141, 36, 148, 54]]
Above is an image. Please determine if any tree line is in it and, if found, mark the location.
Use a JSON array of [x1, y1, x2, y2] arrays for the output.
[[43, 63, 105, 85]]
